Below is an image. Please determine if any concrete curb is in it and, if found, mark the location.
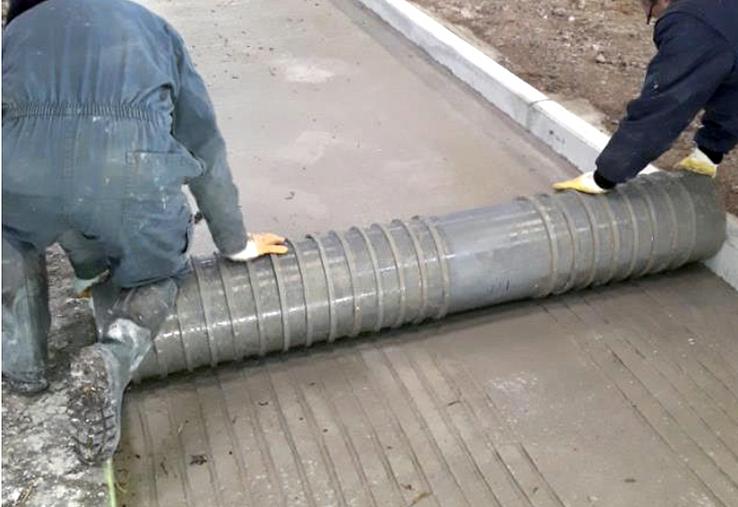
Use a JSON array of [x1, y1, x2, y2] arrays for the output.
[[357, 0, 737, 291], [705, 214, 738, 288]]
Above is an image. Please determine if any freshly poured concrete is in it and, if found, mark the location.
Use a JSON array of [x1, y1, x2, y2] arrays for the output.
[[116, 0, 738, 505], [177, 0, 571, 254]]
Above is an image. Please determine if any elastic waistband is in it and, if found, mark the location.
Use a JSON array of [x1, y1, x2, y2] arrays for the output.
[[3, 103, 168, 122]]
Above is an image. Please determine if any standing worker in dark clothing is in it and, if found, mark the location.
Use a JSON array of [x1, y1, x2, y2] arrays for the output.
[[2, 0, 288, 464], [554, 0, 738, 193]]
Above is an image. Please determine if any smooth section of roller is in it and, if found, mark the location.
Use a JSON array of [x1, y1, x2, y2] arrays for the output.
[[126, 172, 724, 381]]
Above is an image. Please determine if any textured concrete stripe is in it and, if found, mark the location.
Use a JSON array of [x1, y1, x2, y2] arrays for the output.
[[593, 281, 738, 399], [601, 338, 738, 496], [379, 345, 499, 506], [357, 0, 738, 291], [192, 376, 252, 506], [141, 390, 191, 506], [280, 367, 350, 506], [431, 323, 569, 507], [298, 368, 382, 506], [358, 346, 471, 505], [605, 335, 738, 479], [635, 272, 738, 371], [118, 395, 158, 506], [589, 281, 738, 391], [165, 383, 222, 507], [218, 368, 284, 505], [263, 366, 321, 507], [314, 355, 408, 506], [288, 359, 375, 506], [543, 300, 730, 505], [391, 346, 504, 506], [429, 352, 564, 507], [554, 299, 738, 506], [118, 279, 738, 506], [586, 283, 738, 398], [267, 364, 343, 507], [685, 362, 738, 425], [584, 284, 738, 427], [409, 346, 533, 507], [335, 350, 440, 506], [211, 373, 256, 505], [501, 443, 568, 507], [246, 367, 315, 505], [614, 315, 738, 442]]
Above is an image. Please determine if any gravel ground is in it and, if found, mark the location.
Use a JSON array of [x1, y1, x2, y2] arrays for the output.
[[412, 0, 738, 214], [1, 247, 108, 507]]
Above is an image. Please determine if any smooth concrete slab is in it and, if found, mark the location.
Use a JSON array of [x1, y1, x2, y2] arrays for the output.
[[171, 0, 572, 254], [116, 1, 738, 506]]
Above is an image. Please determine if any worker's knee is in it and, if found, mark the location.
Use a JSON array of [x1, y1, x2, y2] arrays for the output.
[[108, 199, 193, 288], [98, 277, 180, 346], [58, 230, 109, 280]]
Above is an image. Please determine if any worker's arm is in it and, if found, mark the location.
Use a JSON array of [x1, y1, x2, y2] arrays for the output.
[[593, 12, 735, 187], [168, 30, 288, 260], [167, 27, 249, 256]]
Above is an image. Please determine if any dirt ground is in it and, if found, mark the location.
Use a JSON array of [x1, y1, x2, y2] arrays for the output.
[[1, 247, 107, 506], [411, 0, 738, 214]]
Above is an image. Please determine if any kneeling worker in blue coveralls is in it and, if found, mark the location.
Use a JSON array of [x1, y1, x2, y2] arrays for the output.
[[2, 0, 288, 463], [554, 0, 737, 193]]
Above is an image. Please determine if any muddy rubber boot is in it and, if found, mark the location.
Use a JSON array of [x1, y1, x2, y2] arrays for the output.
[[68, 278, 178, 464], [2, 236, 51, 394], [68, 318, 152, 464], [2, 368, 49, 395]]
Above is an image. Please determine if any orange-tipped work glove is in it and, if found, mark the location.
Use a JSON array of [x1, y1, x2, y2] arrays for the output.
[[226, 233, 289, 262]]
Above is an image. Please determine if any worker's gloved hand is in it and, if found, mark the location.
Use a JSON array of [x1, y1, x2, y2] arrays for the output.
[[676, 147, 718, 178], [226, 233, 289, 262], [552, 171, 608, 195], [73, 271, 109, 299]]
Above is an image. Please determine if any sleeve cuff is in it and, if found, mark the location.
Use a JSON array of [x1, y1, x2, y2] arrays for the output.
[[242, 239, 258, 259], [225, 238, 259, 261], [697, 146, 724, 165], [216, 230, 250, 257], [593, 170, 617, 190]]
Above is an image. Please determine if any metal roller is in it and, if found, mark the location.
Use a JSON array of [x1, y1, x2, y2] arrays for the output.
[[123, 172, 724, 381]]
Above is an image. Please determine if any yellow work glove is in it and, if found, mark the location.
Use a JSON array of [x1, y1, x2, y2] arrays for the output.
[[676, 148, 718, 178], [552, 171, 608, 195], [226, 233, 289, 262]]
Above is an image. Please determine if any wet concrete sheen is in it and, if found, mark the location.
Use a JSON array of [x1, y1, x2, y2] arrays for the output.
[[116, 0, 738, 505]]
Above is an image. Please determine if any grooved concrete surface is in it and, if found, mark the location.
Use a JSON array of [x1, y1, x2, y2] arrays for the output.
[[116, 0, 738, 505]]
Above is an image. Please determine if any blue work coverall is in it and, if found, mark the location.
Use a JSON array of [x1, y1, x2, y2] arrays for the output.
[[595, 0, 738, 186], [2, 0, 248, 390], [2, 0, 248, 287]]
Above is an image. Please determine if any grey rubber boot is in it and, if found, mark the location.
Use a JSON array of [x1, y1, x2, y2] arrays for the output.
[[1, 236, 51, 394], [68, 278, 178, 464]]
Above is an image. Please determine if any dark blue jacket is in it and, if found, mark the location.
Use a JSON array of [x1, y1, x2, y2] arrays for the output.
[[595, 0, 738, 185]]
